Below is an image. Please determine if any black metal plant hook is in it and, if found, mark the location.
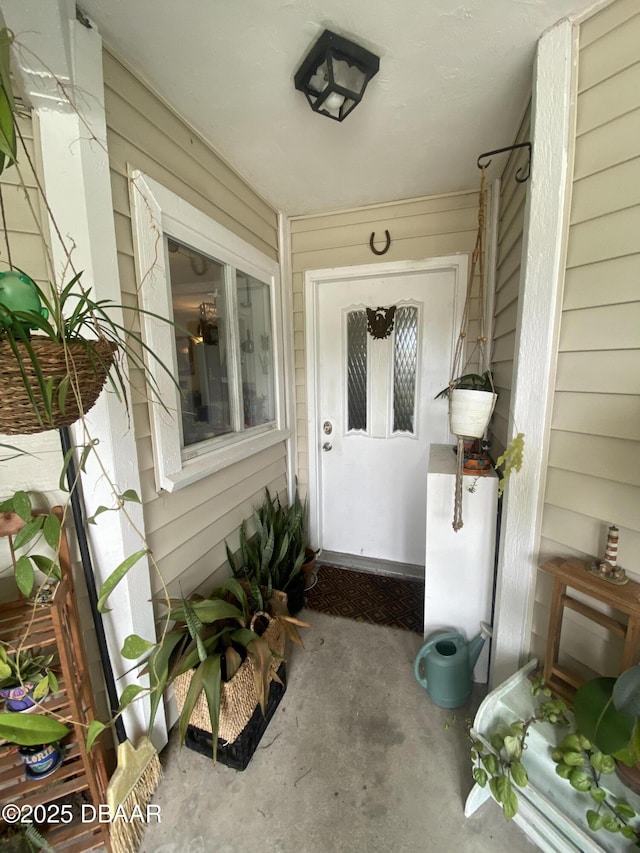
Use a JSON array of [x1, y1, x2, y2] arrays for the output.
[[477, 142, 532, 182]]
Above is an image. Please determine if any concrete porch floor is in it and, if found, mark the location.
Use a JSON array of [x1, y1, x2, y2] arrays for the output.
[[139, 610, 535, 853]]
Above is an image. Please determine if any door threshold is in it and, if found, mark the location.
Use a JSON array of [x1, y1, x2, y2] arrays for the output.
[[318, 551, 424, 581]]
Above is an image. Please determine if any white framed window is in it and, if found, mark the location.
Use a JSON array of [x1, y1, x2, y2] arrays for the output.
[[130, 171, 288, 492]]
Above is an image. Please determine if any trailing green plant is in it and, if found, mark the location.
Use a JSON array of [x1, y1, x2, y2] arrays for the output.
[[549, 730, 638, 839], [471, 674, 640, 842], [0, 645, 56, 698], [471, 677, 569, 819], [495, 432, 525, 497]]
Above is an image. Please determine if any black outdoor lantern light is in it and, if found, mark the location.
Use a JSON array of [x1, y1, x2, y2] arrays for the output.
[[294, 29, 380, 122]]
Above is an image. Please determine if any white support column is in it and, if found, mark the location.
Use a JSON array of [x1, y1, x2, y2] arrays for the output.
[[3, 2, 167, 747], [278, 212, 297, 504], [490, 19, 577, 689]]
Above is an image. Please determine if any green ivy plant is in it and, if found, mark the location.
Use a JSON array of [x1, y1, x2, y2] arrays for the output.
[[495, 432, 525, 497], [471, 677, 568, 818], [550, 732, 638, 839], [471, 676, 640, 842]]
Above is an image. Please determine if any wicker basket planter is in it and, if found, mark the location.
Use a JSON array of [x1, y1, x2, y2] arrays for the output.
[[173, 607, 286, 745], [0, 338, 116, 435], [185, 662, 287, 771]]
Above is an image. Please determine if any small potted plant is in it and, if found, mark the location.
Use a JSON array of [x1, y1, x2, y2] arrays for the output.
[[435, 370, 497, 439], [0, 646, 56, 712]]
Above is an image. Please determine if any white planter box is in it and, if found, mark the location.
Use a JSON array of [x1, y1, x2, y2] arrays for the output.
[[465, 660, 640, 852]]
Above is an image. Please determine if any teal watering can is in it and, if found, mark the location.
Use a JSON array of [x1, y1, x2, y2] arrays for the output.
[[413, 623, 492, 709]]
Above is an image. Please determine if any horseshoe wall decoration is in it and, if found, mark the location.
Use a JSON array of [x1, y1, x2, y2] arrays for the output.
[[369, 230, 391, 256]]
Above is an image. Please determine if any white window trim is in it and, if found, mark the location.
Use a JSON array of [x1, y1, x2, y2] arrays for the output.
[[129, 170, 288, 492]]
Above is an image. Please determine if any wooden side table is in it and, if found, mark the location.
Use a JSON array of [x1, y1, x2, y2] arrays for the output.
[[539, 556, 640, 701]]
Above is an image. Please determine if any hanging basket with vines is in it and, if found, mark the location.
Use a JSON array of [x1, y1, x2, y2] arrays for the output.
[[0, 30, 173, 438]]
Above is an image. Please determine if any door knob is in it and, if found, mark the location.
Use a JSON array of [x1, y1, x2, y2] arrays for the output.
[[322, 442, 332, 452]]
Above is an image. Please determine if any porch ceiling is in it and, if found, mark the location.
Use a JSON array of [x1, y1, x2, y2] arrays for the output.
[[80, 0, 588, 216]]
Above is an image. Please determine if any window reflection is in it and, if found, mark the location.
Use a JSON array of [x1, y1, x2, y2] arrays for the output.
[[168, 240, 231, 447], [236, 271, 275, 428]]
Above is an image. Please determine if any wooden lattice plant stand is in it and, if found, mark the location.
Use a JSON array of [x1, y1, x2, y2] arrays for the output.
[[0, 509, 111, 852]]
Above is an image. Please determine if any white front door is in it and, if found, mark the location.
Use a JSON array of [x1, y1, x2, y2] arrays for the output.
[[311, 259, 465, 569]]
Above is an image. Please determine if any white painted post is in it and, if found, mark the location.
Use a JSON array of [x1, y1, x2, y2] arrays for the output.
[[3, 1, 167, 747], [490, 19, 577, 689]]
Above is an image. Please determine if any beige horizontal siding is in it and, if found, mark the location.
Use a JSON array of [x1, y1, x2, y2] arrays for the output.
[[489, 103, 530, 457], [548, 431, 640, 487], [570, 157, 640, 224], [578, 11, 640, 91], [534, 1, 640, 680], [580, 0, 640, 48], [573, 106, 640, 179], [551, 391, 640, 440], [104, 54, 276, 254], [563, 254, 640, 309], [559, 302, 640, 350], [565, 205, 640, 268], [291, 206, 479, 255], [289, 190, 481, 487], [0, 117, 49, 283], [103, 50, 285, 600], [576, 60, 640, 136], [556, 349, 640, 393]]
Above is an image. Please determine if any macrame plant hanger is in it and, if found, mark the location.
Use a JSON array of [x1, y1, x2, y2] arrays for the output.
[[450, 166, 495, 531]]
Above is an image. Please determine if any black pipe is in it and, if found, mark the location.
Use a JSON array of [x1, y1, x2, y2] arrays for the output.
[[59, 426, 127, 744]]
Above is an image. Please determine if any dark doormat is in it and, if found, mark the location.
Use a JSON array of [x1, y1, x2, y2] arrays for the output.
[[305, 564, 424, 634]]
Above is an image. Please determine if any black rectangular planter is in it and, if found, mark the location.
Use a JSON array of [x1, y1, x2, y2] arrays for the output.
[[184, 662, 287, 771]]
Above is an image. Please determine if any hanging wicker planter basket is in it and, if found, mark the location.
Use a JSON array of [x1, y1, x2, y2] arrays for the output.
[[0, 338, 117, 435]]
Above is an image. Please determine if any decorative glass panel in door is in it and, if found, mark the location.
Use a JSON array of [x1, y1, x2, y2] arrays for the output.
[[393, 305, 418, 434], [347, 309, 367, 432]]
